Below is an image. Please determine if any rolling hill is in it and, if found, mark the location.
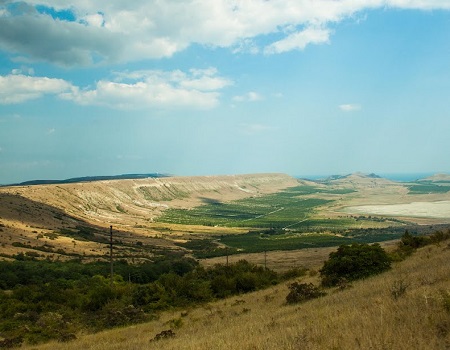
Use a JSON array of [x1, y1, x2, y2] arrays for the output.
[[1, 172, 449, 262], [0, 173, 299, 260]]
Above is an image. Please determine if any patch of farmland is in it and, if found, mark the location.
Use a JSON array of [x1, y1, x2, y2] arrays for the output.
[[156, 185, 333, 228]]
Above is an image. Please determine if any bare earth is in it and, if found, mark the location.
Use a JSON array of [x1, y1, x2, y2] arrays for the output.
[[344, 200, 450, 219]]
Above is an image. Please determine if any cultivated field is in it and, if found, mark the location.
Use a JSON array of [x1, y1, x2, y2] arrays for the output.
[[1, 172, 450, 261]]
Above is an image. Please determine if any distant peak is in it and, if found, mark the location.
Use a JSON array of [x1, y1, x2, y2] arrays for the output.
[[418, 173, 450, 182]]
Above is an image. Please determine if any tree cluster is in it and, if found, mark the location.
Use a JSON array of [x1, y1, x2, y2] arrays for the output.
[[0, 257, 301, 346]]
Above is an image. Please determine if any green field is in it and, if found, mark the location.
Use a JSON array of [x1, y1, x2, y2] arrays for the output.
[[177, 224, 446, 258], [408, 183, 450, 194], [156, 185, 337, 228], [157, 183, 448, 258]]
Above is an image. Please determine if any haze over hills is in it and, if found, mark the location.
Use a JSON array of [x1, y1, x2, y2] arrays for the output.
[[418, 173, 450, 183], [3, 170, 448, 188], [3, 173, 170, 187]]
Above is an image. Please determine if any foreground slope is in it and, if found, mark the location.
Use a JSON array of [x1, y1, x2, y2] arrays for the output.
[[24, 242, 450, 350]]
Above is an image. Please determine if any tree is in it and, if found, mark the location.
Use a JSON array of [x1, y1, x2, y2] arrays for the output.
[[320, 243, 391, 287]]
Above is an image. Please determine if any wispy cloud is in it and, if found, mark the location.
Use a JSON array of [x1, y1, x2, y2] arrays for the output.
[[264, 27, 331, 54], [11, 67, 34, 75], [339, 104, 362, 112], [2, 1, 449, 66], [233, 92, 263, 103]]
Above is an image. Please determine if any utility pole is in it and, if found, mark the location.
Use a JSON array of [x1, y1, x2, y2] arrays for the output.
[[264, 250, 267, 270], [226, 247, 229, 267], [110, 225, 113, 286]]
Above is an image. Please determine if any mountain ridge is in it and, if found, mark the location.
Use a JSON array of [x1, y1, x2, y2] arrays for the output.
[[2, 173, 171, 187]]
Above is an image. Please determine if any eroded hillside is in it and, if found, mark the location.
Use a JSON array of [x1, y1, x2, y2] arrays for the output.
[[1, 172, 450, 261], [0, 173, 299, 259], [1, 173, 298, 225]]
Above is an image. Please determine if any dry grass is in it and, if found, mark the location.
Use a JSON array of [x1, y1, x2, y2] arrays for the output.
[[200, 239, 400, 273], [200, 246, 337, 272], [23, 242, 450, 350]]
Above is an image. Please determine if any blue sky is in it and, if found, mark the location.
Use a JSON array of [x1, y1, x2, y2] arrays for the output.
[[1, 1, 450, 184]]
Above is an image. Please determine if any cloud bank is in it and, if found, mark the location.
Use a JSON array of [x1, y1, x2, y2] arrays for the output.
[[1, 0, 449, 66], [0, 68, 231, 109]]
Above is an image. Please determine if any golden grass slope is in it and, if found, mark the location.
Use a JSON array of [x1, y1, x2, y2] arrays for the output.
[[25, 242, 450, 350]]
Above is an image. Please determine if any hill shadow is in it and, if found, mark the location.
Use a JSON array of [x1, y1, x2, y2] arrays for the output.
[[0, 192, 84, 228]]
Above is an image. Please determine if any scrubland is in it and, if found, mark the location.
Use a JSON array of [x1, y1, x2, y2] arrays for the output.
[[23, 242, 450, 350]]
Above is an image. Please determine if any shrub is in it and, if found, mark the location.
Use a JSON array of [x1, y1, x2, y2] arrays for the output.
[[400, 230, 429, 251], [285, 282, 325, 304], [320, 243, 391, 287], [390, 279, 409, 300], [92, 300, 147, 330], [280, 267, 308, 280], [441, 290, 450, 313]]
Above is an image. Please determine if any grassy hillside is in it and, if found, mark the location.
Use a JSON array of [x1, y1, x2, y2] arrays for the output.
[[22, 241, 450, 350]]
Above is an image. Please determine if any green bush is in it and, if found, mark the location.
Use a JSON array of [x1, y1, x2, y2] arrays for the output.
[[285, 282, 325, 304], [320, 243, 391, 287]]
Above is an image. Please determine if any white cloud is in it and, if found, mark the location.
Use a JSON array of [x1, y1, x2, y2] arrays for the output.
[[61, 68, 232, 110], [1, 1, 449, 66], [386, 0, 450, 10], [0, 74, 73, 104], [47, 128, 56, 135], [339, 104, 362, 112], [264, 27, 331, 54], [0, 68, 231, 109], [233, 91, 263, 103]]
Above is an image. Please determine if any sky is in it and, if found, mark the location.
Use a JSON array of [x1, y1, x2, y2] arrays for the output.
[[1, 1, 450, 184]]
